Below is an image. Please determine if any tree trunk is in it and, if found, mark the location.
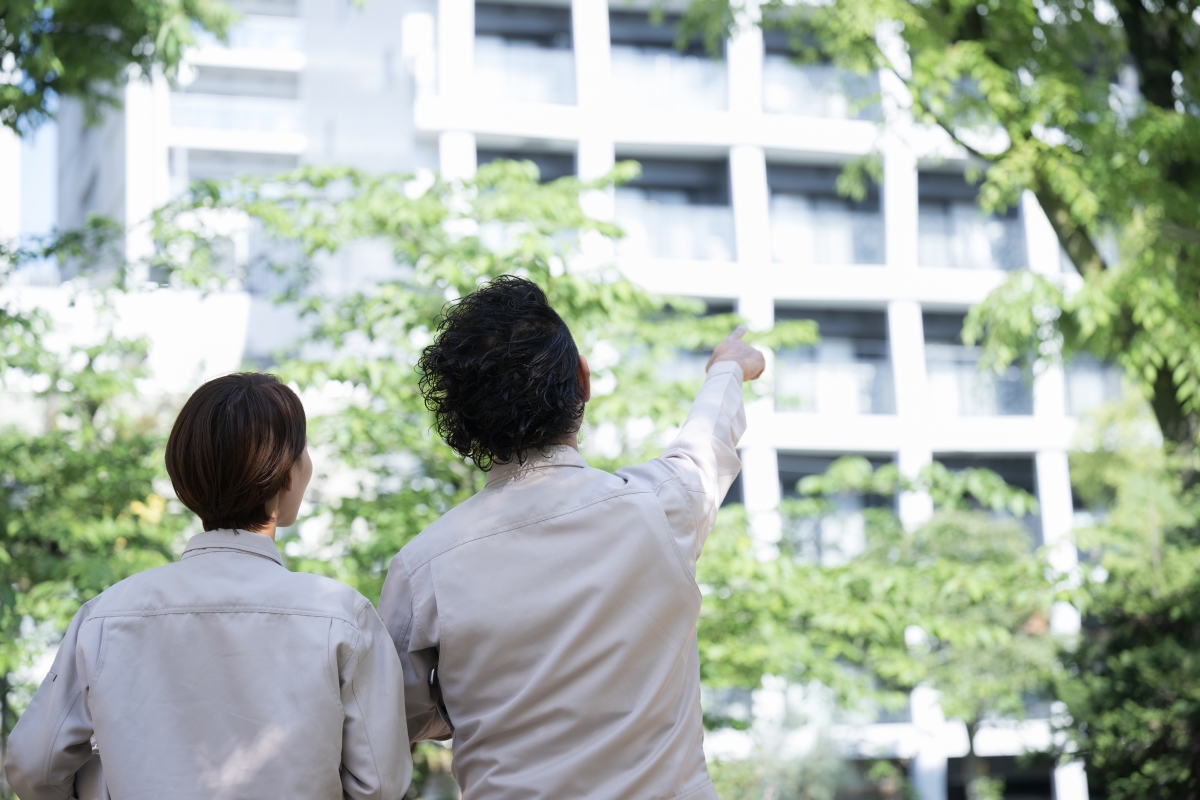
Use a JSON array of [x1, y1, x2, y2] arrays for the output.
[[963, 721, 978, 800]]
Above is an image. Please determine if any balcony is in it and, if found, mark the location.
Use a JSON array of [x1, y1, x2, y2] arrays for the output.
[[774, 309, 895, 415], [609, 12, 727, 112], [768, 164, 885, 265], [924, 313, 1033, 417], [615, 157, 735, 261], [918, 172, 1027, 271], [475, 3, 575, 105], [170, 93, 302, 134]]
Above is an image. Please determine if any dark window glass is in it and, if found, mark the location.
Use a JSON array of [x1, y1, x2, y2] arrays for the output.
[[477, 149, 576, 182], [475, 3, 573, 47]]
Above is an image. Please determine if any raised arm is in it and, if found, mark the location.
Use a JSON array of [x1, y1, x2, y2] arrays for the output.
[[5, 602, 99, 800], [618, 327, 765, 566]]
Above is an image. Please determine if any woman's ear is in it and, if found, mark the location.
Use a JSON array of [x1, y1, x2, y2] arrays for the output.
[[577, 354, 591, 403]]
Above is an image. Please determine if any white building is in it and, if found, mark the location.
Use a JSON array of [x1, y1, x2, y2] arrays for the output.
[[44, 0, 1115, 797]]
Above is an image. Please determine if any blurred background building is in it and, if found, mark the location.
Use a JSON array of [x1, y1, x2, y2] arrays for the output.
[[10, 0, 1114, 797]]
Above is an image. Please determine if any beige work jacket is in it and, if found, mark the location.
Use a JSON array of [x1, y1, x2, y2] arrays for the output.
[[378, 361, 746, 800], [5, 529, 412, 800]]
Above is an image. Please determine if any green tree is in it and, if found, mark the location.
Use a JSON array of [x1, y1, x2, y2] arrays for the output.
[[1057, 401, 1200, 799], [681, 0, 1200, 454], [0, 245, 189, 797], [0, 0, 234, 130], [698, 458, 1057, 800]]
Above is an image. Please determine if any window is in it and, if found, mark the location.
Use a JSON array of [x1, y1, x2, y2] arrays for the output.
[[778, 453, 895, 566], [609, 11, 727, 111], [924, 312, 1033, 416], [918, 172, 1027, 270], [477, 149, 576, 182], [768, 164, 885, 265], [475, 3, 576, 105], [934, 455, 1042, 543], [775, 307, 895, 414], [761, 30, 880, 120], [615, 157, 735, 261]]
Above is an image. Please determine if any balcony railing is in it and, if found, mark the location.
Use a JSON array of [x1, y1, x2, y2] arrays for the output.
[[474, 36, 576, 105], [615, 190, 735, 261], [776, 340, 895, 414], [762, 56, 881, 119], [610, 46, 727, 111], [926, 344, 1033, 416], [194, 15, 302, 51], [770, 195, 885, 265], [170, 93, 302, 133], [918, 202, 1027, 270]]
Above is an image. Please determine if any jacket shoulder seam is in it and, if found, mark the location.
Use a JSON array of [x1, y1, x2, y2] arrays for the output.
[[87, 606, 359, 625], [407, 485, 655, 570]]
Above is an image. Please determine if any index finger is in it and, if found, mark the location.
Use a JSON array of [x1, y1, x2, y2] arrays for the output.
[[729, 325, 748, 340]]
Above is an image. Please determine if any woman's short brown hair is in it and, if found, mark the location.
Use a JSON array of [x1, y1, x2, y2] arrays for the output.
[[166, 373, 307, 532]]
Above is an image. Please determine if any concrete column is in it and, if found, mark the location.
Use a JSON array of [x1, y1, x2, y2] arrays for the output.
[[730, 145, 771, 267], [1054, 761, 1090, 800], [439, 131, 477, 180], [0, 126, 19, 244], [124, 72, 165, 282], [437, 0, 474, 100], [910, 685, 948, 800], [572, 0, 612, 113], [883, 142, 918, 270], [571, 0, 616, 269], [889, 299, 934, 527], [1036, 449, 1082, 634], [726, 10, 763, 116]]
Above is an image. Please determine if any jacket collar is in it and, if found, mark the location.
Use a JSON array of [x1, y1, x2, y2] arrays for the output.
[[181, 528, 286, 567], [485, 445, 589, 487]]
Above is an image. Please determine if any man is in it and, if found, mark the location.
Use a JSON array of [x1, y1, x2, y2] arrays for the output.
[[379, 275, 763, 799]]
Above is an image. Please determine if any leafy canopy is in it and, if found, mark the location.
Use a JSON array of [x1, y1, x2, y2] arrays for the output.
[[0, 0, 234, 131]]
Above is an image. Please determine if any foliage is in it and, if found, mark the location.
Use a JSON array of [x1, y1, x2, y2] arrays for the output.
[[0, 271, 188, 795], [0, 0, 235, 131], [681, 0, 1200, 450], [706, 741, 850, 800], [1057, 401, 1200, 799], [698, 457, 1059, 800]]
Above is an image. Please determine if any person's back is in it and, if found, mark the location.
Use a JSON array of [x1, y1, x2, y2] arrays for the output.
[[378, 276, 763, 799], [6, 374, 411, 800]]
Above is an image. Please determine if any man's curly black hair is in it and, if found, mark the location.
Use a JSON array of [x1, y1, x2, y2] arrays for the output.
[[418, 275, 585, 470]]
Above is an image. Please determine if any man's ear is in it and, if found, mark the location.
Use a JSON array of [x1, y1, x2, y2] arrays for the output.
[[578, 354, 592, 403]]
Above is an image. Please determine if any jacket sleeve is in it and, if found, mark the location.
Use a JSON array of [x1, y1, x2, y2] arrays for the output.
[[616, 361, 746, 568], [5, 601, 98, 800], [338, 599, 414, 800], [377, 556, 453, 743]]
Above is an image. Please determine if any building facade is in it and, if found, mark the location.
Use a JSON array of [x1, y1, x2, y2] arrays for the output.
[[48, 1, 1110, 797]]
